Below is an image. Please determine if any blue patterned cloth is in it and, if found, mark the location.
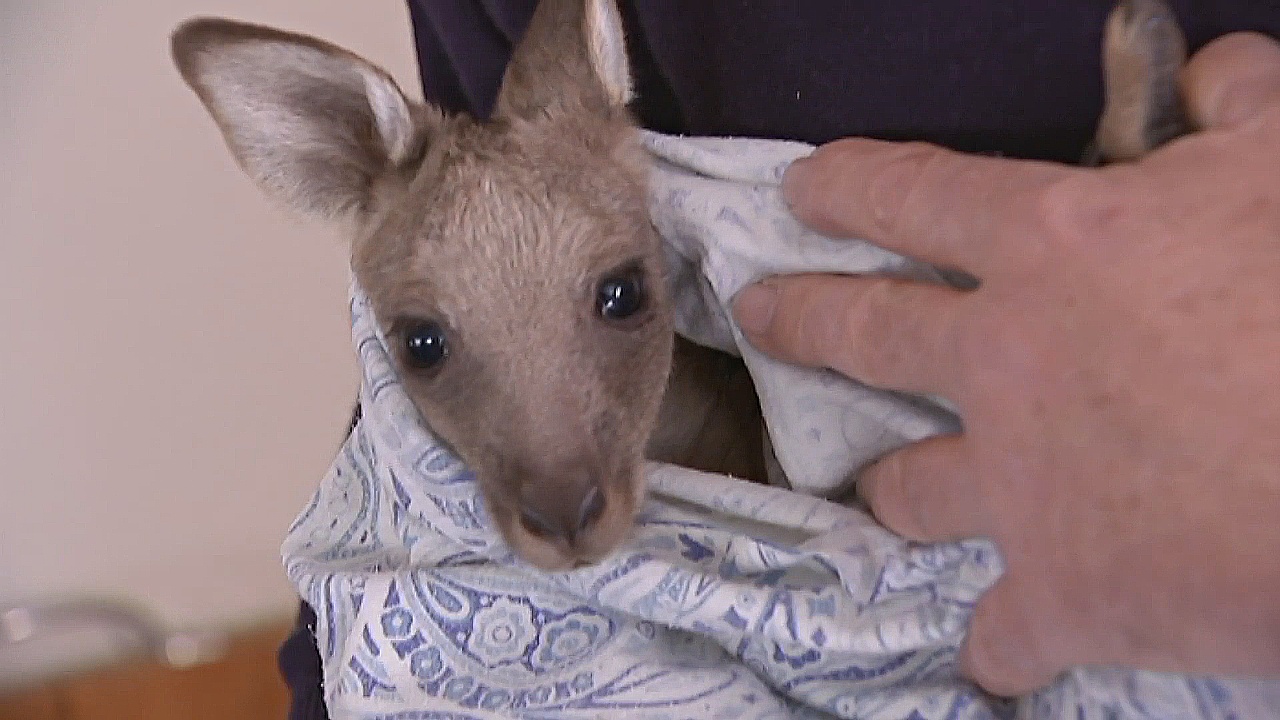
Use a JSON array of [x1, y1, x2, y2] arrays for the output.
[[281, 132, 1280, 719]]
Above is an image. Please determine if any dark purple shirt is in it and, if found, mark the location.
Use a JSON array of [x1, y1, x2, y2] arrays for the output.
[[281, 4, 1280, 718], [408, 1, 1280, 160]]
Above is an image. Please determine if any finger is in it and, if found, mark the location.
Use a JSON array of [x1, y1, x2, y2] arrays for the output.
[[960, 575, 1064, 697], [733, 274, 969, 397], [781, 137, 1072, 274], [857, 435, 984, 542], [1182, 32, 1280, 128]]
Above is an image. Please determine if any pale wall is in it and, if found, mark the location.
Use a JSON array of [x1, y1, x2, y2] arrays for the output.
[[0, 0, 421, 643]]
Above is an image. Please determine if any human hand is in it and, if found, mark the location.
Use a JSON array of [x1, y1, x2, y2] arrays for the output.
[[732, 33, 1280, 696]]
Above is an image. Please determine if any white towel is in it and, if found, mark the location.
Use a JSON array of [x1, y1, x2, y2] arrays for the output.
[[280, 131, 1280, 720], [646, 131, 959, 496]]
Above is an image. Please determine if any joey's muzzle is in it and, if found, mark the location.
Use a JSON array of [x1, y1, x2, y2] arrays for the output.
[[518, 463, 607, 543]]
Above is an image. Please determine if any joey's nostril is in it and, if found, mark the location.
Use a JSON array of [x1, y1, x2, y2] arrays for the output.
[[520, 507, 559, 540], [517, 477, 605, 543], [577, 486, 606, 532]]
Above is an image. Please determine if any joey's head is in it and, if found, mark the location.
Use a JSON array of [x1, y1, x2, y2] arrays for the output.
[[170, 0, 673, 570]]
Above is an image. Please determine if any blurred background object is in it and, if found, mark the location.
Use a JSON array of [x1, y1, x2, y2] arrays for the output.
[[0, 0, 420, 713], [2, 598, 228, 688], [0, 597, 289, 719]]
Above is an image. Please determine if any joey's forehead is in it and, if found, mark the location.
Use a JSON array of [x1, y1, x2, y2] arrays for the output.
[[396, 179, 652, 279], [411, 200, 617, 284]]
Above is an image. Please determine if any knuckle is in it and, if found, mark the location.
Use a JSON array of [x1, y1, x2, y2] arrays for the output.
[[780, 280, 847, 366], [834, 281, 897, 379], [1031, 172, 1133, 252], [794, 140, 869, 229], [868, 142, 948, 239], [812, 137, 872, 164]]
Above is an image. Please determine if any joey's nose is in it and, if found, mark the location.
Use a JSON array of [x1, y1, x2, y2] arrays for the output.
[[518, 474, 606, 543]]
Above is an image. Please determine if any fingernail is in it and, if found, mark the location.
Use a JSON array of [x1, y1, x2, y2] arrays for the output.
[[733, 282, 779, 336]]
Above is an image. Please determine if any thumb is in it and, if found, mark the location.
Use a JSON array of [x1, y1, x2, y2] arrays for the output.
[[1182, 32, 1280, 128], [959, 576, 1063, 697]]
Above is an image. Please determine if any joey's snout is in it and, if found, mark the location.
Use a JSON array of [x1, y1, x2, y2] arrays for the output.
[[488, 454, 645, 571], [517, 464, 607, 544]]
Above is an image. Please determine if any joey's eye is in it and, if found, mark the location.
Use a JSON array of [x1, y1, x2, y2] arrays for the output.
[[596, 268, 646, 321], [403, 322, 449, 370]]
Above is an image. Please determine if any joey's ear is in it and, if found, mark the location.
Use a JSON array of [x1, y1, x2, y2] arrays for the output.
[[493, 0, 633, 122], [171, 17, 436, 219]]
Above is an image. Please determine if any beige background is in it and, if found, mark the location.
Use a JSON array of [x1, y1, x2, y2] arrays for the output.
[[1, 0, 422, 668]]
